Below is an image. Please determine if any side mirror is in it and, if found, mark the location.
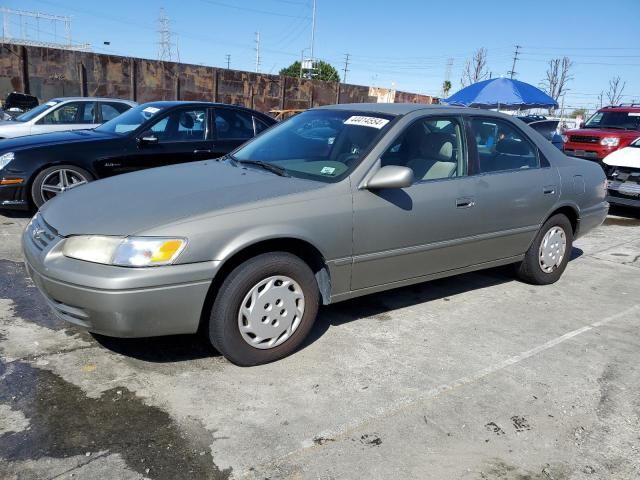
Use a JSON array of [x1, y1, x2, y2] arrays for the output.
[[138, 133, 159, 145], [578, 122, 585, 129], [365, 165, 414, 190]]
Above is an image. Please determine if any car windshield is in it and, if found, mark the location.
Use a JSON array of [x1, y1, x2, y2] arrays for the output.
[[13, 101, 58, 122], [95, 104, 164, 135], [584, 111, 640, 130], [231, 109, 394, 182]]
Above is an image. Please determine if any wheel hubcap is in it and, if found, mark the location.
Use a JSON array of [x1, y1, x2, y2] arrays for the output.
[[538, 226, 567, 273], [238, 275, 305, 349], [40, 169, 88, 201]]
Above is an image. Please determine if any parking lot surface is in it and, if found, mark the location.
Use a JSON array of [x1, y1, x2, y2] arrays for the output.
[[1, 208, 639, 480]]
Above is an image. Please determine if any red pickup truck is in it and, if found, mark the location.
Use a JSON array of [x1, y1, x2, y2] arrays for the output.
[[562, 105, 640, 161]]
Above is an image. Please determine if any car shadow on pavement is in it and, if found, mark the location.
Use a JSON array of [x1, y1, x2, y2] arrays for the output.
[[92, 333, 220, 363], [89, 248, 584, 363], [606, 205, 640, 222], [304, 250, 584, 350], [0, 209, 33, 219]]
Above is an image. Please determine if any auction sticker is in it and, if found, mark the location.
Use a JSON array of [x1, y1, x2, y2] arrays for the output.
[[143, 106, 161, 115], [344, 116, 390, 129], [320, 166, 336, 175]]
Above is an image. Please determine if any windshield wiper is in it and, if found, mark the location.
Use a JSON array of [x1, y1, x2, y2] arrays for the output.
[[235, 159, 290, 177]]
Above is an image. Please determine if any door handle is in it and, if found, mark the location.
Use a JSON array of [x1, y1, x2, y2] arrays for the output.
[[543, 185, 556, 195], [456, 197, 476, 208], [193, 149, 212, 154]]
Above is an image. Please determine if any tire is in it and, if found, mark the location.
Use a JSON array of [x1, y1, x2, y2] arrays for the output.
[[31, 165, 93, 208], [516, 214, 573, 285], [208, 252, 320, 366]]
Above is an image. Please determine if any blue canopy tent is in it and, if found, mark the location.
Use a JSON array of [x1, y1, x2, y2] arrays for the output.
[[444, 78, 558, 110]]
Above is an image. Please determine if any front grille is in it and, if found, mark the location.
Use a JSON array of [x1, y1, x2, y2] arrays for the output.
[[27, 215, 59, 251], [569, 135, 600, 144]]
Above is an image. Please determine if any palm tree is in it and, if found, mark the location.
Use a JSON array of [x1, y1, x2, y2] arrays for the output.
[[442, 80, 452, 98]]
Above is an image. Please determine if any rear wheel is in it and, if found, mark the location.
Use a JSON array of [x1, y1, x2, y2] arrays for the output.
[[516, 214, 573, 285], [208, 252, 319, 366], [31, 165, 93, 208]]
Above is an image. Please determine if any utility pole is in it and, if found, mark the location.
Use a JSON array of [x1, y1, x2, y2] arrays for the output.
[[310, 0, 316, 69], [225, 54, 231, 69], [598, 91, 604, 108], [254, 31, 261, 73], [342, 53, 350, 84], [508, 44, 521, 79], [157, 8, 171, 61]]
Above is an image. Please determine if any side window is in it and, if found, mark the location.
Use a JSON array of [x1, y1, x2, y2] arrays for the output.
[[40, 102, 87, 125], [380, 117, 466, 182], [215, 109, 254, 140], [100, 102, 129, 122], [82, 102, 96, 123], [468, 118, 538, 174], [146, 109, 206, 142]]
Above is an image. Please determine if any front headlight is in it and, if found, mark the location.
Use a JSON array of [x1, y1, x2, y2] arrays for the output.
[[62, 236, 186, 267], [0, 152, 14, 170], [600, 137, 620, 147]]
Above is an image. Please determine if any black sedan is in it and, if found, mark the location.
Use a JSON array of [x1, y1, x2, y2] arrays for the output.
[[0, 101, 276, 209]]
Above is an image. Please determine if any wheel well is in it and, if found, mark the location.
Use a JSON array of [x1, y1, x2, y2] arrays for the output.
[[198, 238, 331, 333], [26, 163, 96, 206], [547, 206, 578, 234]]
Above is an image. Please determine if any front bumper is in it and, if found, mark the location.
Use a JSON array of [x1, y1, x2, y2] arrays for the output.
[[0, 181, 29, 210], [22, 216, 219, 337]]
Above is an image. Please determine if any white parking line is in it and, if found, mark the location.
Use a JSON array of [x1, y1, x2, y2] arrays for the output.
[[250, 303, 640, 476]]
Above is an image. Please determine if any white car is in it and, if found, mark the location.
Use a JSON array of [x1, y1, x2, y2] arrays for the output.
[[0, 97, 137, 139], [604, 137, 640, 208]]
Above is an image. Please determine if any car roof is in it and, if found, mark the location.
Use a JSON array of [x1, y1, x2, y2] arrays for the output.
[[50, 97, 137, 105], [599, 105, 640, 112], [313, 102, 523, 120], [138, 101, 271, 116]]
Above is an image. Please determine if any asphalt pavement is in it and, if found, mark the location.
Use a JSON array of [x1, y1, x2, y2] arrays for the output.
[[1, 207, 639, 480]]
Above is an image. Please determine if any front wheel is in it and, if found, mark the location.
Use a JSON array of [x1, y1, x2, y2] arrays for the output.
[[516, 214, 573, 285], [31, 165, 93, 208], [208, 252, 319, 366]]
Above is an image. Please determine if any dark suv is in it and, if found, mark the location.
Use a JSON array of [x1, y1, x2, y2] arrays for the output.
[[562, 105, 640, 161]]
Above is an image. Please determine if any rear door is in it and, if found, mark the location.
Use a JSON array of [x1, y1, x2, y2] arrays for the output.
[[463, 116, 561, 260], [98, 101, 132, 124], [31, 101, 97, 134], [211, 107, 258, 158]]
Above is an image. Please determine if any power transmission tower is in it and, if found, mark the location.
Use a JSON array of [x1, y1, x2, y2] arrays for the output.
[[254, 31, 261, 73], [157, 8, 172, 61], [225, 54, 231, 69], [445, 57, 453, 82], [0, 7, 90, 50], [508, 45, 521, 79], [342, 53, 350, 84], [310, 0, 317, 66]]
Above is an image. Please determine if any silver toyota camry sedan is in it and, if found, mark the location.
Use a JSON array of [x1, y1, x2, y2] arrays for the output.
[[23, 104, 608, 366]]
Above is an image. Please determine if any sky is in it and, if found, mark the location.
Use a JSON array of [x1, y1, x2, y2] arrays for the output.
[[4, 0, 640, 114]]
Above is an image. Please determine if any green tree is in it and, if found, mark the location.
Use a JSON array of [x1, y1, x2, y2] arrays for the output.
[[442, 80, 452, 97], [279, 60, 340, 82]]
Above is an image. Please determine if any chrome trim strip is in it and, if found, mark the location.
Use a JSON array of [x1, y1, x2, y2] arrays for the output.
[[352, 225, 538, 264]]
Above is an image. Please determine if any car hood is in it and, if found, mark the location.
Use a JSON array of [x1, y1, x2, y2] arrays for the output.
[[603, 146, 640, 168], [0, 129, 116, 151], [565, 128, 640, 138], [40, 160, 325, 236]]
